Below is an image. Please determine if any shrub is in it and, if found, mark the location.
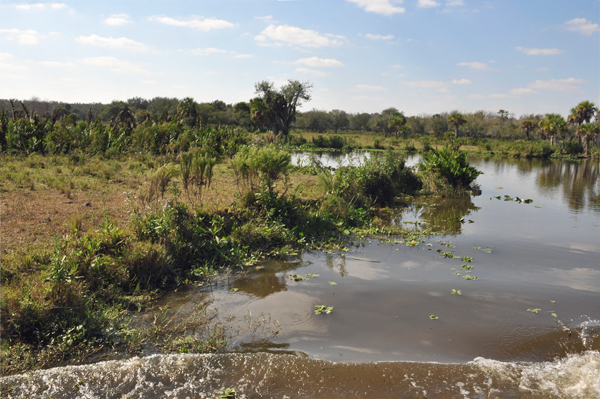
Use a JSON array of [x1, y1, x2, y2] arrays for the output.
[[231, 145, 291, 194], [419, 145, 482, 195]]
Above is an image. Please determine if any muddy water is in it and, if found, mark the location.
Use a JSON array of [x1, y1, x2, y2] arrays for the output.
[[3, 156, 600, 398]]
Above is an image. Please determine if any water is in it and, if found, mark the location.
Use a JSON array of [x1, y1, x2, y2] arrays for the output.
[[3, 155, 599, 398]]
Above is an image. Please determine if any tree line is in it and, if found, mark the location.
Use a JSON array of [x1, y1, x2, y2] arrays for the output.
[[1, 80, 599, 155]]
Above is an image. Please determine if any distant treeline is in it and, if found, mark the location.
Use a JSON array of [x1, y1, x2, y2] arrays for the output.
[[1, 97, 598, 147]]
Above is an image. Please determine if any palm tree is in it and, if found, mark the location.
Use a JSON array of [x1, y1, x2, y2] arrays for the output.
[[577, 123, 600, 156], [388, 113, 407, 139], [520, 120, 536, 141], [575, 101, 598, 124], [538, 114, 566, 145], [447, 112, 466, 138]]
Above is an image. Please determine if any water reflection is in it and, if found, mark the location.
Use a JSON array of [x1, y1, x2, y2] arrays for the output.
[[538, 159, 600, 213], [409, 196, 480, 234]]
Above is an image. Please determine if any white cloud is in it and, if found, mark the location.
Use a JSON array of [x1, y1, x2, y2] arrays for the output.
[[400, 80, 446, 88], [233, 54, 254, 59], [256, 15, 273, 21], [39, 61, 77, 68], [295, 68, 329, 77], [255, 25, 344, 47], [489, 94, 514, 99], [150, 16, 235, 31], [468, 94, 485, 99], [75, 35, 148, 52], [81, 56, 151, 75], [351, 84, 388, 91], [438, 87, 450, 93], [15, 3, 66, 10], [294, 57, 344, 67], [451, 79, 471, 85], [418, 0, 440, 8], [527, 78, 583, 92], [0, 52, 13, 61], [508, 88, 537, 96], [346, 0, 405, 16], [104, 14, 131, 26], [516, 47, 563, 55], [0, 54, 27, 71], [15, 3, 45, 10], [186, 47, 228, 56], [0, 28, 40, 45], [458, 61, 495, 71], [365, 33, 395, 40], [564, 18, 599, 36], [446, 0, 464, 5]]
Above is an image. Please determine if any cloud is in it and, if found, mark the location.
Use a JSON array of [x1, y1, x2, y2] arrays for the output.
[[0, 28, 40, 45], [365, 33, 395, 40], [186, 47, 228, 56], [451, 79, 471, 85], [0, 53, 27, 71], [39, 61, 77, 68], [564, 18, 599, 36], [457, 61, 495, 71], [104, 14, 131, 26], [295, 68, 329, 77], [75, 35, 148, 52], [294, 57, 343, 67], [527, 78, 583, 92], [446, 0, 464, 5], [14, 3, 45, 10], [509, 88, 537, 95], [256, 15, 273, 21], [346, 0, 405, 16], [233, 54, 254, 59], [489, 94, 514, 99], [516, 47, 563, 55], [15, 3, 67, 10], [150, 16, 235, 31], [468, 94, 485, 99], [438, 88, 450, 93], [255, 25, 344, 47], [399, 80, 446, 88], [81, 56, 151, 75], [351, 84, 388, 91], [0, 52, 13, 61], [418, 0, 440, 8]]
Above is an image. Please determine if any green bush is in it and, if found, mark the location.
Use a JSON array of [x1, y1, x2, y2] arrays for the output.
[[419, 145, 482, 195]]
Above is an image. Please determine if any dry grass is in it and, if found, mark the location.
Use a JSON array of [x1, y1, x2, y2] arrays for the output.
[[0, 154, 322, 257]]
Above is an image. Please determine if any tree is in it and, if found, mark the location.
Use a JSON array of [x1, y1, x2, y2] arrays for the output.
[[538, 113, 566, 145], [350, 113, 371, 131], [447, 112, 467, 138], [329, 109, 349, 133], [577, 123, 600, 156], [575, 101, 598, 125], [254, 79, 312, 136], [520, 120, 536, 141], [177, 97, 198, 127], [429, 114, 448, 137], [388, 113, 407, 138]]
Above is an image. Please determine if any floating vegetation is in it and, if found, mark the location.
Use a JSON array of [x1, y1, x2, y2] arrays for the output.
[[535, 205, 542, 208], [329, 281, 337, 285], [289, 274, 307, 281], [437, 249, 455, 258], [214, 387, 236, 399], [461, 264, 473, 270], [527, 308, 541, 314], [230, 288, 239, 292], [551, 313, 558, 318], [474, 246, 492, 253], [461, 255, 474, 262], [306, 273, 320, 278], [430, 315, 439, 320], [451, 289, 462, 295], [315, 305, 334, 315], [463, 275, 478, 281]]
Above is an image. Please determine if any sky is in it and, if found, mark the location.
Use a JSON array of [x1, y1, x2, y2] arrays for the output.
[[0, 0, 598, 117]]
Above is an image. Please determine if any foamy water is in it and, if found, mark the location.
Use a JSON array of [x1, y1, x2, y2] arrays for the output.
[[3, 351, 598, 398]]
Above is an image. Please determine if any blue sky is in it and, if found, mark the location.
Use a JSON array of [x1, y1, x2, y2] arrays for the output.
[[0, 0, 598, 116]]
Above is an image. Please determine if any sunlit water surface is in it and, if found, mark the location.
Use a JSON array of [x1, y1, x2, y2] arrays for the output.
[[3, 154, 600, 398]]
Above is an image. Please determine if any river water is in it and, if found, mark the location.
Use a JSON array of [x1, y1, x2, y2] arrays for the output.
[[3, 155, 599, 398]]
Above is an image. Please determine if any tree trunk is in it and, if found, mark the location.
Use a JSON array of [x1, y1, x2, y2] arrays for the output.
[[584, 136, 590, 156], [454, 126, 459, 138]]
